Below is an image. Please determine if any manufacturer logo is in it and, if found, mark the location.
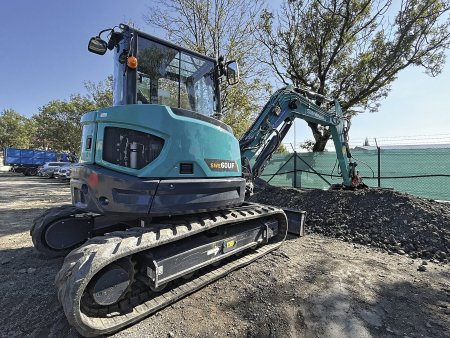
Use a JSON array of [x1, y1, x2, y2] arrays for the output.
[[205, 159, 238, 172]]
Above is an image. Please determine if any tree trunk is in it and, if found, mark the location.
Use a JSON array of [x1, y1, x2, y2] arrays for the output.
[[308, 122, 331, 152]]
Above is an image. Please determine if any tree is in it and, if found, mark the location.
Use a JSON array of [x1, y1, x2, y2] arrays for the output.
[[144, 0, 269, 138], [32, 78, 113, 153], [32, 96, 96, 153], [0, 109, 35, 149], [222, 78, 272, 136], [84, 75, 113, 109], [259, 0, 450, 151], [300, 139, 315, 152], [275, 143, 289, 153]]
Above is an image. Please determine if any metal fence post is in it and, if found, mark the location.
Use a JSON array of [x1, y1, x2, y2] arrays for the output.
[[378, 147, 381, 187], [375, 138, 381, 188], [294, 151, 297, 188]]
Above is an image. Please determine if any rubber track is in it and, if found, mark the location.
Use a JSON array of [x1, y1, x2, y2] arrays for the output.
[[55, 203, 288, 337], [31, 205, 88, 257]]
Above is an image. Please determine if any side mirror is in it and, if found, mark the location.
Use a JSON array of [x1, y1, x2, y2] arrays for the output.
[[88, 37, 107, 55], [226, 60, 240, 85]]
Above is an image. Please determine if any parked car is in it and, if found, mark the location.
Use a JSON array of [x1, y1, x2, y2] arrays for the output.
[[53, 164, 72, 180], [37, 162, 70, 178]]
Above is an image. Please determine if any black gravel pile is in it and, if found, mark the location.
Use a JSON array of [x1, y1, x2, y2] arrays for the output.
[[248, 179, 450, 263]]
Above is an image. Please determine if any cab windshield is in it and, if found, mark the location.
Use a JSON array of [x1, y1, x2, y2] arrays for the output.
[[136, 35, 217, 117]]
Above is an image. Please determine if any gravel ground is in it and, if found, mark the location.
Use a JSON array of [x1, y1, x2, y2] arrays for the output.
[[0, 174, 449, 338]]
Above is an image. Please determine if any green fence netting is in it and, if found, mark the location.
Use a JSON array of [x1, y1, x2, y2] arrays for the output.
[[258, 148, 450, 201]]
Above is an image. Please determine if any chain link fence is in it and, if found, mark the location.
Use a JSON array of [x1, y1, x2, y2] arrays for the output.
[[259, 147, 450, 201]]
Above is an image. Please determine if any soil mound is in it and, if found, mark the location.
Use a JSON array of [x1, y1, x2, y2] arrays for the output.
[[248, 179, 450, 263]]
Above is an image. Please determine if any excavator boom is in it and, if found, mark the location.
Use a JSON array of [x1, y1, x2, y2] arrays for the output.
[[239, 85, 356, 189]]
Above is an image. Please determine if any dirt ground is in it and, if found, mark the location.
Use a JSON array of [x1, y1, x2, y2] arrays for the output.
[[0, 174, 449, 338]]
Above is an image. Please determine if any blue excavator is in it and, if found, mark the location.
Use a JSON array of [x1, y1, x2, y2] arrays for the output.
[[30, 24, 361, 336]]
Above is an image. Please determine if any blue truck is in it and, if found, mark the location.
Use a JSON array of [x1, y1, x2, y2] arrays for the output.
[[3, 147, 58, 176]]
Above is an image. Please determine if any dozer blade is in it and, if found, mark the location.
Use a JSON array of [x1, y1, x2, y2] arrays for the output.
[[55, 203, 288, 337]]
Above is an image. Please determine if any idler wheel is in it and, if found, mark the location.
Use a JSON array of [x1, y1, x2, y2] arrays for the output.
[[44, 218, 90, 251]]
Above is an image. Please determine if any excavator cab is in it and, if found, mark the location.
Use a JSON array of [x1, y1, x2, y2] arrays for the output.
[[88, 24, 238, 117]]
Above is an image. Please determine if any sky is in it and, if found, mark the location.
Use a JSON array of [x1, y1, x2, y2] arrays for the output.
[[1, 1, 449, 149], [0, 0, 152, 114], [288, 56, 450, 149]]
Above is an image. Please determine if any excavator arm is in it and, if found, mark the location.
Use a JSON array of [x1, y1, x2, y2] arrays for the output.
[[239, 85, 358, 192]]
